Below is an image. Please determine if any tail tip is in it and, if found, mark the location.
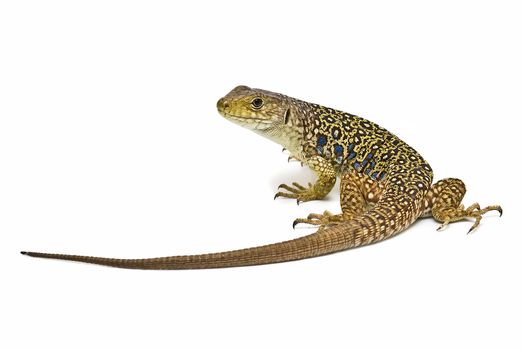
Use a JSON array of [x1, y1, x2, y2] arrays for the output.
[[21, 251, 29, 255]]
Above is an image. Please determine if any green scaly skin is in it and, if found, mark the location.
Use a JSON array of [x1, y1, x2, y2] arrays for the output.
[[21, 86, 502, 269]]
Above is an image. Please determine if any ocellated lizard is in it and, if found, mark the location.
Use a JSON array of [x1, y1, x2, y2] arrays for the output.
[[21, 86, 502, 269]]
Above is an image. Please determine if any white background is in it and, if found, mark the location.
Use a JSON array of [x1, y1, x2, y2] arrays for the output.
[[1, 1, 522, 349]]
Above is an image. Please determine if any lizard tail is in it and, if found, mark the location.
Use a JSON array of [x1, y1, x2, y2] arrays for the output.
[[20, 225, 353, 269], [20, 194, 420, 269]]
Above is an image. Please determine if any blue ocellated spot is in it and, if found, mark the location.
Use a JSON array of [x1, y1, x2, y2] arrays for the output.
[[365, 168, 371, 175], [366, 153, 373, 159], [353, 162, 361, 171], [370, 161, 376, 169], [334, 144, 344, 155], [317, 135, 327, 146], [348, 144, 354, 152], [370, 172, 379, 180], [347, 151, 356, 160]]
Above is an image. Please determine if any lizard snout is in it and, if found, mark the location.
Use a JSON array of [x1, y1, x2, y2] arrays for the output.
[[217, 98, 229, 112]]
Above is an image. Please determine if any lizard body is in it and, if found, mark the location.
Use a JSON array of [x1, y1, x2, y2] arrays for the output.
[[22, 86, 502, 269]]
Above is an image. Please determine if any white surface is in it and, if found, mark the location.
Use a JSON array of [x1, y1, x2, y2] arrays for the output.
[[1, 1, 521, 349]]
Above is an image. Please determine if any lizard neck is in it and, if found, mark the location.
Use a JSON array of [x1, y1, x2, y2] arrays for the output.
[[254, 98, 310, 159]]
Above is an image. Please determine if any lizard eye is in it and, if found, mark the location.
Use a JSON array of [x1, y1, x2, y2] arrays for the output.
[[251, 98, 264, 109]]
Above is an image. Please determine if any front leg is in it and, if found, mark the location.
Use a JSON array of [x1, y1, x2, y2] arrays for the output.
[[274, 155, 336, 203]]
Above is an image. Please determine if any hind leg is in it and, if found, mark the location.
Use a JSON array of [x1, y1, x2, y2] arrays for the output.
[[293, 171, 384, 228], [423, 178, 502, 233]]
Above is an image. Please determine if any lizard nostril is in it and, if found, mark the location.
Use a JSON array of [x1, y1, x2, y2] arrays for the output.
[[217, 98, 229, 111]]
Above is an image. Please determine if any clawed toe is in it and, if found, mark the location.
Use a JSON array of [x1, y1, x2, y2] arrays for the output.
[[436, 204, 503, 234], [277, 182, 309, 193], [436, 221, 450, 231], [466, 204, 503, 234], [293, 211, 351, 229], [307, 210, 333, 220], [293, 211, 333, 228], [274, 182, 318, 203]]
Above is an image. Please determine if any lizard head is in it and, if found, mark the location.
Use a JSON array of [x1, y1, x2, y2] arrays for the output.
[[217, 85, 293, 133]]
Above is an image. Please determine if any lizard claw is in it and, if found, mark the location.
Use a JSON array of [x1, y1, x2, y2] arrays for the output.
[[436, 221, 449, 231], [435, 204, 502, 233], [292, 211, 349, 229], [274, 182, 317, 203]]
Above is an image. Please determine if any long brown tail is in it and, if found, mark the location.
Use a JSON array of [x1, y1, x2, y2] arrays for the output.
[[21, 224, 355, 269], [21, 195, 419, 270]]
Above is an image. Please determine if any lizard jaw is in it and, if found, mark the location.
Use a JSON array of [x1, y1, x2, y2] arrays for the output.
[[219, 111, 274, 131]]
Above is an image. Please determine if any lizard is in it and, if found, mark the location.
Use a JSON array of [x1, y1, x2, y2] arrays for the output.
[[21, 85, 502, 269]]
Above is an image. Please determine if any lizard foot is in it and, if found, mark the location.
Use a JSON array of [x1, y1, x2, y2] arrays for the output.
[[436, 203, 503, 233], [274, 156, 336, 204], [274, 182, 320, 204], [292, 211, 354, 228]]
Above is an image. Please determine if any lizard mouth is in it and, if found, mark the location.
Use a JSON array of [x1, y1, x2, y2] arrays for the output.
[[220, 112, 273, 131], [220, 111, 272, 124]]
